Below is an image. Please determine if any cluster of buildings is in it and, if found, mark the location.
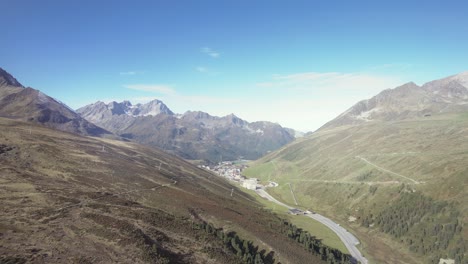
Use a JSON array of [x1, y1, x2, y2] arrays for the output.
[[288, 209, 315, 215], [199, 161, 259, 190], [242, 178, 258, 190]]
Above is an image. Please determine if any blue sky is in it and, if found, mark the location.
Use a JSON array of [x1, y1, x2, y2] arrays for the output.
[[2, 0, 468, 131]]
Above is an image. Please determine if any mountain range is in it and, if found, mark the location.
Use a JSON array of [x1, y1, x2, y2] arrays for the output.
[[244, 71, 468, 263], [77, 100, 295, 163], [0, 67, 296, 163]]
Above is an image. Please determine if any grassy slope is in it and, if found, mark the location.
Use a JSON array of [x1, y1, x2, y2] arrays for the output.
[[244, 113, 468, 264], [0, 118, 324, 264]]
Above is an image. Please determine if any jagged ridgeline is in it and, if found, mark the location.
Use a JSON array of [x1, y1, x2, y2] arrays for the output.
[[0, 67, 297, 163], [77, 101, 297, 163]]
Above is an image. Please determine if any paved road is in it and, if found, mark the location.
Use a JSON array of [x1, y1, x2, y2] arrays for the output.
[[306, 213, 367, 264], [256, 188, 368, 264]]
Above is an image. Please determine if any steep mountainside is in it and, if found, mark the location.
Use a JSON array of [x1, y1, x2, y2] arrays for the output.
[[244, 72, 468, 264], [77, 102, 294, 162], [321, 71, 468, 130], [0, 68, 111, 137], [0, 117, 342, 264]]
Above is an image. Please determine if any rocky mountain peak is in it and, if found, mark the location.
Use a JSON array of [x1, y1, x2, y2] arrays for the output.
[[320, 71, 468, 130], [108, 101, 128, 115], [0, 68, 23, 88], [224, 113, 246, 126], [77, 99, 174, 119], [133, 99, 174, 116], [0, 68, 111, 137], [443, 71, 468, 88], [422, 71, 468, 98], [182, 111, 213, 120]]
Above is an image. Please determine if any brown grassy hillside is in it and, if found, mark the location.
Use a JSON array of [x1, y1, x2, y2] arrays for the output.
[[0, 118, 326, 264]]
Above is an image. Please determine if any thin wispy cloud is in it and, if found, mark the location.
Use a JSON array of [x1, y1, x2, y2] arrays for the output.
[[249, 71, 405, 131], [368, 63, 413, 71], [120, 71, 137, 75], [124, 84, 176, 95], [195, 66, 219, 75], [256, 71, 402, 95], [201, 47, 220, 58], [196, 66, 208, 73], [123, 83, 238, 115], [120, 71, 145, 76]]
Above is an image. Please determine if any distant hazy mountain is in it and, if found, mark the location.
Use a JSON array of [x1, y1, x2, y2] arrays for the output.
[[0, 67, 111, 137], [320, 71, 468, 129], [77, 101, 295, 162]]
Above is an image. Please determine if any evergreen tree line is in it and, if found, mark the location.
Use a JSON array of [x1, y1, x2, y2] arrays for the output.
[[278, 221, 356, 264], [363, 192, 466, 264], [191, 218, 356, 264], [192, 221, 274, 264]]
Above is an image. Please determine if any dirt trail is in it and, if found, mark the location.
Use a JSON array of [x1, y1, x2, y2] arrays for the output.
[[356, 156, 420, 184]]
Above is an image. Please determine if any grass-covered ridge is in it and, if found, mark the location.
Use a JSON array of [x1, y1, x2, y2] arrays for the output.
[[244, 113, 468, 264]]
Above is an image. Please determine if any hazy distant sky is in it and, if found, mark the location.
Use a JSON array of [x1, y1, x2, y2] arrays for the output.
[[2, 0, 468, 131]]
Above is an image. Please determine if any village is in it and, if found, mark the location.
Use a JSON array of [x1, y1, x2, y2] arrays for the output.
[[198, 161, 309, 216], [199, 161, 279, 190], [198, 161, 259, 189]]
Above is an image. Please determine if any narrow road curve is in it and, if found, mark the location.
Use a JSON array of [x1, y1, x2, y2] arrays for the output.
[[356, 156, 420, 184], [256, 188, 368, 264]]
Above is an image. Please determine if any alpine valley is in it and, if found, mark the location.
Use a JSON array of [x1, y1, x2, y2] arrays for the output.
[[2, 64, 468, 264], [0, 67, 349, 263]]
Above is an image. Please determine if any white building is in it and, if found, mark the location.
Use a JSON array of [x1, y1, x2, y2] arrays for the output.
[[242, 178, 258, 190], [439, 259, 455, 264]]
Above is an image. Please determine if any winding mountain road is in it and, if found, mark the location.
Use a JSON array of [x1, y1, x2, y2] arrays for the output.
[[256, 188, 368, 264]]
